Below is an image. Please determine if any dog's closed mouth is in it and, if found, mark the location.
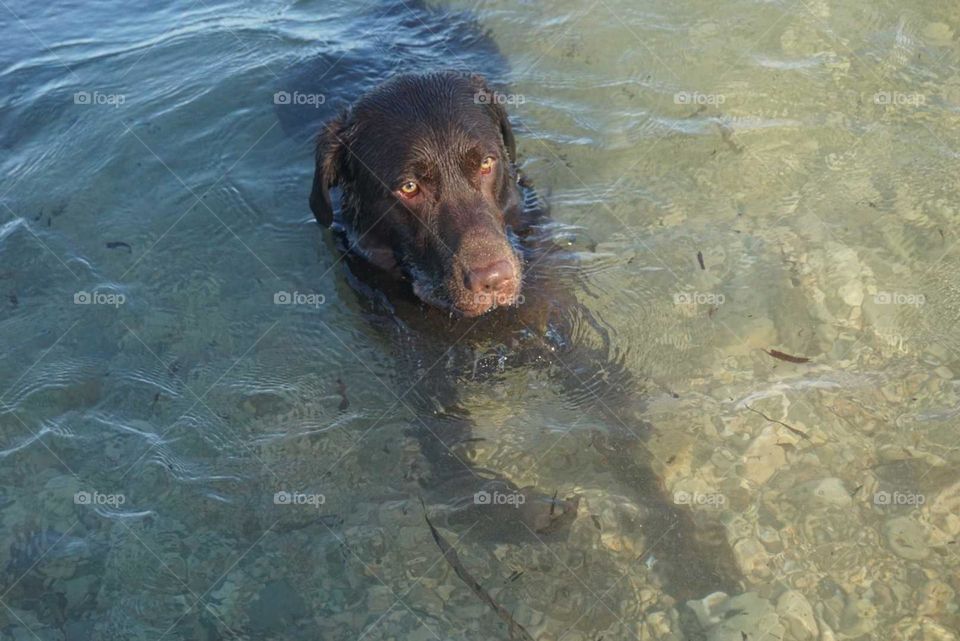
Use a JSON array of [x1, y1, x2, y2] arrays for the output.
[[411, 272, 524, 318], [458, 289, 523, 317]]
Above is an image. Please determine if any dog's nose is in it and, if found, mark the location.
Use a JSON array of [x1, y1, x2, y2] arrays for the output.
[[465, 259, 515, 293]]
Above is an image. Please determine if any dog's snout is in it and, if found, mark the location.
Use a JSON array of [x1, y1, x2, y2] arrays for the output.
[[465, 259, 515, 294]]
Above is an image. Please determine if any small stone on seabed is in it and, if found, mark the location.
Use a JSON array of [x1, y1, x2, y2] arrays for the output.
[[777, 590, 818, 640], [688, 592, 785, 641], [839, 597, 878, 638], [741, 425, 787, 485], [884, 516, 930, 560], [734, 537, 771, 580], [839, 280, 864, 307], [922, 22, 954, 44]]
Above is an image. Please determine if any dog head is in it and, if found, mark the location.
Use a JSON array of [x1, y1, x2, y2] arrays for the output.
[[310, 72, 524, 317]]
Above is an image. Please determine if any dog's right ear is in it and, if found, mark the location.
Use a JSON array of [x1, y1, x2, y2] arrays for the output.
[[465, 74, 517, 164], [310, 115, 348, 226]]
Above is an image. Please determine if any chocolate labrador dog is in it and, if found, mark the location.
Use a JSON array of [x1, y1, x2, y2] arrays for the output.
[[307, 71, 741, 605], [310, 72, 524, 318]]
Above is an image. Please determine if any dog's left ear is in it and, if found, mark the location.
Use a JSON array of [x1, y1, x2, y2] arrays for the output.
[[495, 102, 517, 164], [310, 114, 348, 226], [467, 75, 517, 164]]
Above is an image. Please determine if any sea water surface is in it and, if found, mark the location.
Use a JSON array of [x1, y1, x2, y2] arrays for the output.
[[2, 0, 960, 639]]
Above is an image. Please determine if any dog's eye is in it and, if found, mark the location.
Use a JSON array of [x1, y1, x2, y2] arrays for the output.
[[399, 181, 419, 197], [480, 156, 496, 175]]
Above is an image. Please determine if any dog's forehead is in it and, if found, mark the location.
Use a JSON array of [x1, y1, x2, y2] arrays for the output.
[[351, 75, 500, 157], [359, 73, 480, 116]]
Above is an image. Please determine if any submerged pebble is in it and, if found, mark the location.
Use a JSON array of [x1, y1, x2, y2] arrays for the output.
[[924, 480, 960, 541], [733, 537, 771, 581], [777, 590, 818, 640], [688, 591, 785, 641], [794, 477, 853, 507], [838, 596, 879, 638], [922, 22, 954, 45], [741, 425, 788, 485], [917, 580, 955, 617], [884, 516, 930, 561]]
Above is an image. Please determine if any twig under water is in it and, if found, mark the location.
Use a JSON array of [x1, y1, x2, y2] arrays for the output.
[[420, 497, 535, 641], [744, 404, 810, 440]]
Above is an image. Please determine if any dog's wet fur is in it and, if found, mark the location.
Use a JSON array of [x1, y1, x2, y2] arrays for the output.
[[310, 72, 525, 318]]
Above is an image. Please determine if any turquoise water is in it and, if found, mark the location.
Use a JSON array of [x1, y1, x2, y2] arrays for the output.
[[2, 0, 960, 639]]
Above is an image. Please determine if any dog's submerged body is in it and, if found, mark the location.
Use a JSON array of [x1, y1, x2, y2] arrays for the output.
[[307, 71, 741, 600], [289, 6, 741, 622]]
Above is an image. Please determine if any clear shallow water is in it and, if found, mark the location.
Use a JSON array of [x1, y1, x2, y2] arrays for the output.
[[2, 0, 960, 639]]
